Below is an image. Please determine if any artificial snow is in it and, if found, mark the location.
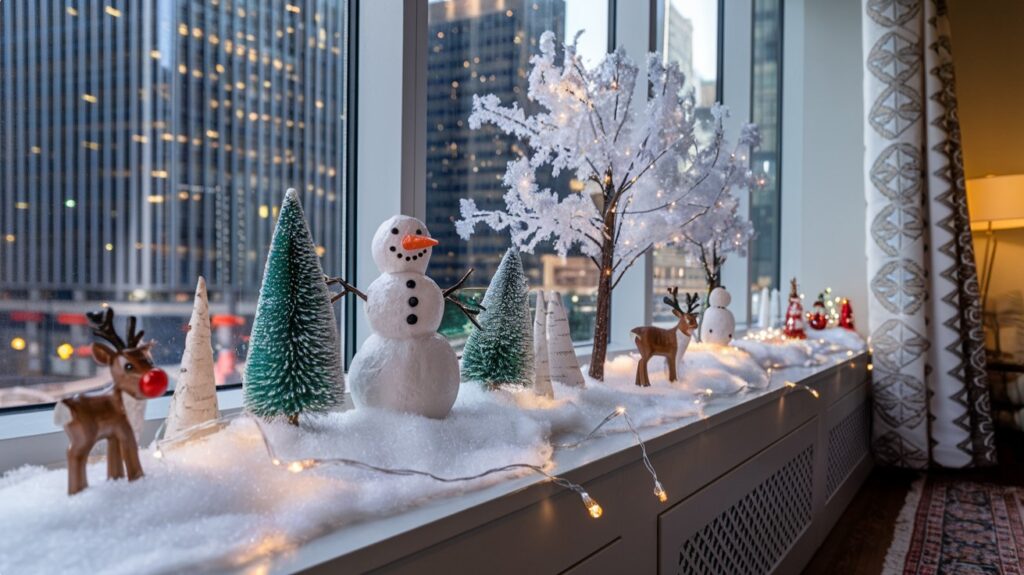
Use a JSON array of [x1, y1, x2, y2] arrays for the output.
[[0, 329, 865, 574], [732, 337, 825, 369], [0, 385, 548, 574]]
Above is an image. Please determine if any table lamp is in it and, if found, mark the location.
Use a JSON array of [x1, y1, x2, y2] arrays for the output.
[[967, 174, 1024, 342]]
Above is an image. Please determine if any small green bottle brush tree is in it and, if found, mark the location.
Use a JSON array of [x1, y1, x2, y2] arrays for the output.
[[245, 189, 344, 425], [461, 248, 535, 388]]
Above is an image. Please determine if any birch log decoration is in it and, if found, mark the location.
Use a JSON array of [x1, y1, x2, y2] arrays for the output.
[[165, 276, 219, 439], [546, 292, 585, 387], [532, 290, 553, 398]]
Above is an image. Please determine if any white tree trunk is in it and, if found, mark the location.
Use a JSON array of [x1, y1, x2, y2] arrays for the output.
[[545, 292, 585, 387], [532, 290, 553, 398], [165, 276, 219, 439]]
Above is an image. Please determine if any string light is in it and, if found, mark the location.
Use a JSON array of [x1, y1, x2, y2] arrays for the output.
[[156, 408, 667, 520], [784, 381, 820, 399], [582, 492, 603, 518]]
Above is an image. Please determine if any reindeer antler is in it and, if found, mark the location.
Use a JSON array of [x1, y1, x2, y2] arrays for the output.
[[662, 286, 682, 313], [126, 316, 145, 348], [87, 308, 126, 350], [684, 292, 700, 314]]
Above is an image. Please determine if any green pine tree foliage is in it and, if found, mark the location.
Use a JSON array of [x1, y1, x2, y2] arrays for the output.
[[460, 248, 534, 388], [245, 189, 343, 424]]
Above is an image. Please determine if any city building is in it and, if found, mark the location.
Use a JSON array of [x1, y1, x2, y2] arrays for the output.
[[0, 0, 347, 399]]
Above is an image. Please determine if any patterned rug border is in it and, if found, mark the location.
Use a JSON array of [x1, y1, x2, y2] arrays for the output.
[[883, 475, 925, 574], [883, 477, 1024, 574]]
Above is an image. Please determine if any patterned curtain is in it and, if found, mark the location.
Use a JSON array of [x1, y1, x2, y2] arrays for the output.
[[862, 0, 995, 468]]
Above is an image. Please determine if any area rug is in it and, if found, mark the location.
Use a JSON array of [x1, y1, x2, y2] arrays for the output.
[[884, 478, 1024, 574]]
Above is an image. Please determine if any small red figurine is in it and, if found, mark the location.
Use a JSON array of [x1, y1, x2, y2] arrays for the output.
[[783, 278, 807, 339], [54, 308, 168, 495], [838, 298, 855, 330], [807, 293, 828, 330]]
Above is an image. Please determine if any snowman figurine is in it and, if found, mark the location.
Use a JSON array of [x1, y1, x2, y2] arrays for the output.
[[700, 287, 735, 345], [330, 216, 471, 419]]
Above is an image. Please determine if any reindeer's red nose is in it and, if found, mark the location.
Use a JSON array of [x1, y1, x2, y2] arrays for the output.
[[140, 368, 168, 398]]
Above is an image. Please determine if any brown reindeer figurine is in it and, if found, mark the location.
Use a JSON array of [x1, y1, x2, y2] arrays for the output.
[[630, 288, 700, 387], [54, 308, 168, 495]]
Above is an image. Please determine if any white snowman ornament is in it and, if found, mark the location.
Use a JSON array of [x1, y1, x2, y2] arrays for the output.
[[700, 287, 736, 345], [346, 216, 461, 419]]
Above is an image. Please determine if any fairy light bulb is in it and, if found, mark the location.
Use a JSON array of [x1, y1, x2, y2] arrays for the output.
[[654, 481, 668, 503], [615, 406, 626, 415], [271, 458, 281, 466], [581, 492, 603, 519], [153, 449, 163, 460]]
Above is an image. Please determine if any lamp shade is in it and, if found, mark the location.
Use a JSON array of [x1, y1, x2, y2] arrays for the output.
[[966, 174, 1024, 231]]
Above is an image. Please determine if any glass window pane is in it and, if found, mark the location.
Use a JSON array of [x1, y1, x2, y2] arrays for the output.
[[0, 1, 349, 408], [651, 0, 719, 323], [425, 0, 608, 345], [749, 0, 783, 294]]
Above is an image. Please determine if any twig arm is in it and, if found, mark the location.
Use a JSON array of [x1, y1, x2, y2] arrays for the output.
[[324, 275, 367, 302], [442, 268, 474, 299], [442, 268, 485, 329]]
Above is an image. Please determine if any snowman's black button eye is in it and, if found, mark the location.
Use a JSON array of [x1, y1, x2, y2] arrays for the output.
[[709, 329, 713, 333], [391, 228, 399, 235], [389, 246, 396, 252], [406, 314, 418, 325], [408, 297, 419, 307], [406, 280, 416, 288], [416, 229, 422, 234]]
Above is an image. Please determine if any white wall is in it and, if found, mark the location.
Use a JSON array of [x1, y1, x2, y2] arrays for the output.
[[781, 0, 868, 334]]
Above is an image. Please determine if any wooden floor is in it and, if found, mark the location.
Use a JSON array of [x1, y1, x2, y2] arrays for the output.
[[802, 431, 1024, 575]]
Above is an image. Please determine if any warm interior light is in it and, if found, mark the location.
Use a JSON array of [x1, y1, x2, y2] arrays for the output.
[[10, 337, 26, 351], [967, 175, 1024, 230]]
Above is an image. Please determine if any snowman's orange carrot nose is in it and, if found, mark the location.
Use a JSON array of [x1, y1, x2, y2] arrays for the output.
[[402, 234, 439, 250]]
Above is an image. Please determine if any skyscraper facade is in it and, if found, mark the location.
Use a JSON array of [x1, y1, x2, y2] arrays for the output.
[[0, 0, 348, 400], [425, 0, 603, 342]]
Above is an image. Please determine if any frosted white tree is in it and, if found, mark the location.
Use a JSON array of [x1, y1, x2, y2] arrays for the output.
[[165, 276, 219, 438], [456, 31, 759, 379], [678, 183, 756, 290]]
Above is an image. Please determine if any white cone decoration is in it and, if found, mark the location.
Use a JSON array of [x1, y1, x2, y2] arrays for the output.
[[532, 290, 553, 398], [165, 276, 219, 439], [757, 286, 771, 328], [546, 292, 585, 387], [770, 288, 782, 327]]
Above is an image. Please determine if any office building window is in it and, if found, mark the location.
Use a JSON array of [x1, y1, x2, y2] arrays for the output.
[[650, 0, 720, 323], [0, 1, 349, 408], [749, 0, 783, 294], [425, 0, 609, 345]]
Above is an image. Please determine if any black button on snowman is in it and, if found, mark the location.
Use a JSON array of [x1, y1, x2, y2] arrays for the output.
[[345, 216, 462, 419]]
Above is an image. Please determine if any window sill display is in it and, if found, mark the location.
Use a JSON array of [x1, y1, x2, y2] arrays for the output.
[[0, 194, 867, 572]]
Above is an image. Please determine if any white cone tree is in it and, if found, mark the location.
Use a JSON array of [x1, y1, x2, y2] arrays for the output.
[[545, 292, 585, 387], [165, 276, 219, 438], [456, 31, 759, 379]]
